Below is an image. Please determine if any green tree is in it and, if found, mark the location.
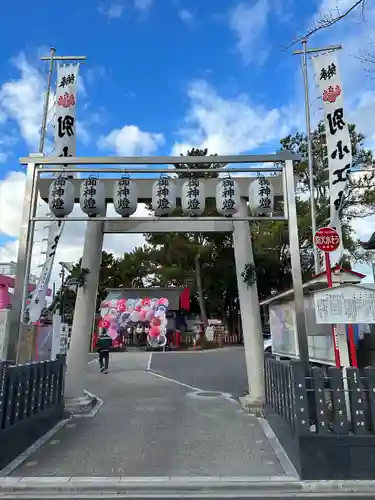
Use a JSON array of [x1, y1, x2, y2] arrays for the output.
[[147, 147, 229, 324], [173, 148, 225, 178]]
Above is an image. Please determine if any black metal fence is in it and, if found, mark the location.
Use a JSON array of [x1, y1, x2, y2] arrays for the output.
[[264, 355, 375, 479], [0, 356, 65, 470], [264, 355, 375, 435]]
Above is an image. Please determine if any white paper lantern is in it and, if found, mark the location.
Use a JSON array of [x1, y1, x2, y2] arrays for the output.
[[48, 176, 75, 217], [152, 177, 176, 216], [79, 176, 106, 217], [248, 176, 274, 215], [216, 177, 240, 217], [181, 178, 206, 216], [113, 177, 137, 217]]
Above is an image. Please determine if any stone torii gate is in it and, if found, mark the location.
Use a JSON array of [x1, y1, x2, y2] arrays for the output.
[[6, 151, 308, 414]]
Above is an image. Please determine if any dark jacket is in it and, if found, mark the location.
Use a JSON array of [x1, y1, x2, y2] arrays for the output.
[[96, 333, 113, 352]]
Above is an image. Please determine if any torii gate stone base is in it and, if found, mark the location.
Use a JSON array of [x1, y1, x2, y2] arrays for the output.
[[8, 152, 307, 417]]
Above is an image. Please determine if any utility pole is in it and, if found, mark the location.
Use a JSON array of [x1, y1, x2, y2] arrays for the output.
[[293, 41, 342, 274]]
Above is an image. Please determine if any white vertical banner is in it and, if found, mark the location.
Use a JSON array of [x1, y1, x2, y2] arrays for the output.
[[25, 63, 80, 324], [26, 221, 64, 323], [55, 63, 79, 175], [312, 53, 352, 267]]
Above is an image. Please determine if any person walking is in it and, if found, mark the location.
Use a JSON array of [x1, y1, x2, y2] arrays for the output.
[[96, 329, 113, 373]]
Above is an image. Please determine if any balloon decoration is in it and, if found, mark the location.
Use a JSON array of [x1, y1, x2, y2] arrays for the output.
[[98, 318, 110, 329], [99, 296, 169, 348]]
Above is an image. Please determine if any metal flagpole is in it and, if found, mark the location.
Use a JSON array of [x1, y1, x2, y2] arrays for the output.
[[302, 39, 318, 273], [19, 46, 56, 332], [293, 41, 342, 274], [39, 47, 56, 153]]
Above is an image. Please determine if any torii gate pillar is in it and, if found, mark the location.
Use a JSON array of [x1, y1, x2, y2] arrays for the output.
[[233, 199, 264, 413], [64, 219, 104, 411]]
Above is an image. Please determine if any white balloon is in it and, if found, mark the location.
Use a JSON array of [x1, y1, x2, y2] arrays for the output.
[[130, 311, 140, 322]]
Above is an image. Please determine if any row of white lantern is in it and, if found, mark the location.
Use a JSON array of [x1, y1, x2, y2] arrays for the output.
[[48, 175, 274, 218]]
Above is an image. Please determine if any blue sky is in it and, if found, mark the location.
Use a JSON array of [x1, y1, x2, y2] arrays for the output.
[[0, 0, 375, 283]]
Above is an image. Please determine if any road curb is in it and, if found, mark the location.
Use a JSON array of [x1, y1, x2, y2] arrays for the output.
[[2, 477, 375, 494], [0, 477, 302, 496]]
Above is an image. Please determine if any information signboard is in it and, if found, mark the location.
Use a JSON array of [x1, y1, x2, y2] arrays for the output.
[[314, 285, 375, 324]]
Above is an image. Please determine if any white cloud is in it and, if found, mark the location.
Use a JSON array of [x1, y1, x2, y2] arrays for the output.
[[172, 80, 293, 155], [317, 0, 363, 20], [0, 152, 9, 163], [98, 0, 152, 19], [86, 65, 107, 84], [229, 0, 270, 64], [0, 53, 48, 150], [352, 215, 375, 243], [0, 171, 27, 237], [99, 124, 164, 155], [0, 170, 148, 287], [179, 9, 194, 25], [98, 2, 124, 19], [134, 0, 152, 11]]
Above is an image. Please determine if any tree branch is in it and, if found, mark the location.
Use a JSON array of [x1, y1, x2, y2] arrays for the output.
[[284, 0, 366, 49]]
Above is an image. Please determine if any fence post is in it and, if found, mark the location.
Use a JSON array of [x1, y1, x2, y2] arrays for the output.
[[290, 360, 310, 434], [23, 364, 33, 419], [3, 367, 16, 428], [264, 355, 270, 405], [363, 367, 375, 433], [347, 368, 367, 434], [0, 361, 8, 430], [36, 362, 46, 412], [312, 367, 330, 434], [327, 367, 348, 434]]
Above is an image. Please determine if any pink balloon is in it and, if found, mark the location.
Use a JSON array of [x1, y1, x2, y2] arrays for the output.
[[145, 310, 154, 322], [139, 310, 146, 321], [108, 319, 117, 339], [117, 299, 126, 313], [158, 297, 169, 307], [149, 325, 160, 338]]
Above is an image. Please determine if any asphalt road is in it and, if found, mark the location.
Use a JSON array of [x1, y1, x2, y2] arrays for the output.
[[10, 352, 283, 477], [150, 347, 248, 398]]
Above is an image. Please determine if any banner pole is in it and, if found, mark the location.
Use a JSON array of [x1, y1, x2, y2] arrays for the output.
[[39, 47, 56, 154], [325, 251, 341, 367]]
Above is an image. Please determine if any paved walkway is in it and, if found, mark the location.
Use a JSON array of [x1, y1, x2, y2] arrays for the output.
[[7, 352, 294, 478], [150, 347, 248, 398]]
